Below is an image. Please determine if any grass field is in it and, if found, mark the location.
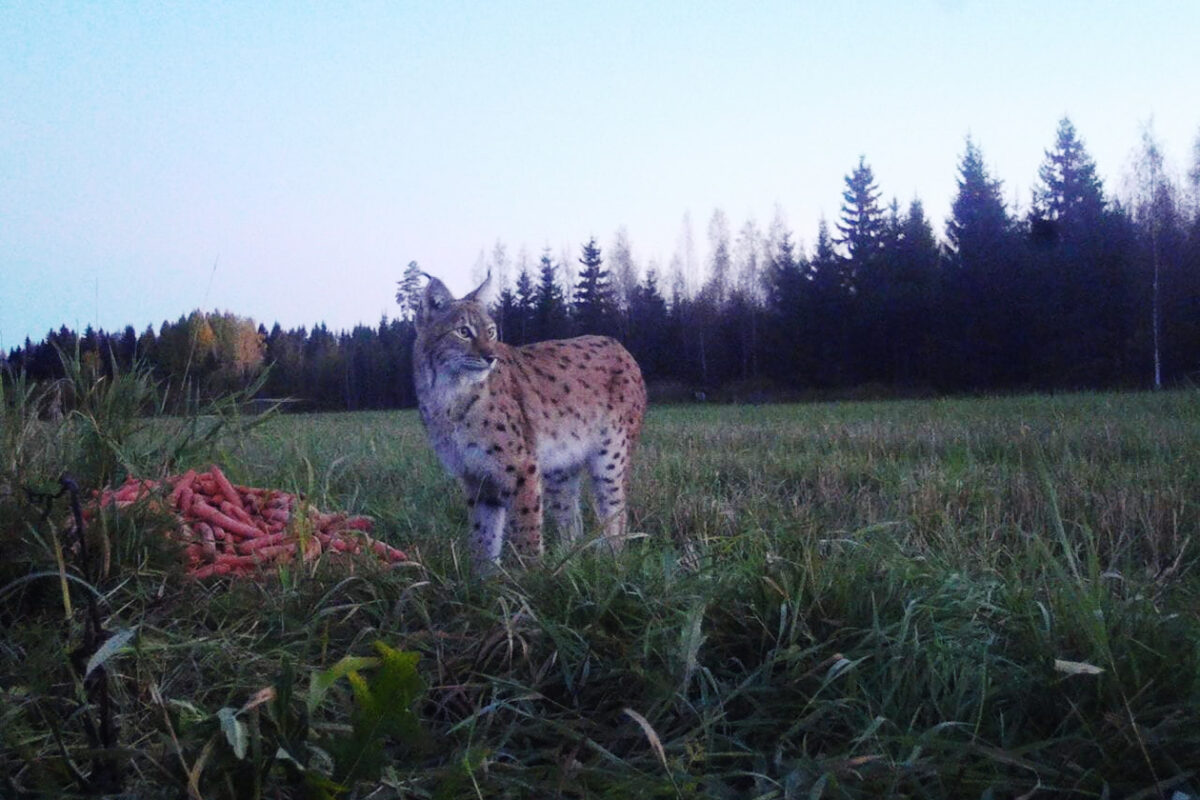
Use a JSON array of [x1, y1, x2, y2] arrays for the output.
[[3, 369, 1200, 798]]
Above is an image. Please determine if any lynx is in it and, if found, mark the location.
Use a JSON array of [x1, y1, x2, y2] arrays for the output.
[[412, 273, 647, 569]]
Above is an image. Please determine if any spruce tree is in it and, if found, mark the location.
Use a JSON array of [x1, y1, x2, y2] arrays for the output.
[[513, 266, 536, 345], [573, 237, 616, 335], [944, 137, 1025, 387], [947, 137, 1010, 262], [533, 249, 570, 341], [836, 156, 886, 282], [1029, 117, 1126, 386], [888, 199, 940, 385], [396, 260, 424, 322], [628, 267, 671, 378], [1032, 117, 1106, 237]]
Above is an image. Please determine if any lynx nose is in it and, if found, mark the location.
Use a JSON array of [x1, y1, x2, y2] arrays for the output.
[[484, 354, 497, 366]]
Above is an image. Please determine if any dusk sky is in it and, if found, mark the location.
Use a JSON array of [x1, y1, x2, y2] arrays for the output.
[[3, 1, 1198, 351]]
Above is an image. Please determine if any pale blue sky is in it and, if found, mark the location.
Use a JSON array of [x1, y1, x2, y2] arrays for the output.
[[3, 1, 1198, 349]]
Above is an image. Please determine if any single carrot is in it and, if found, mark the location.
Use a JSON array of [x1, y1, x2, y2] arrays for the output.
[[263, 508, 290, 524], [212, 553, 261, 568], [220, 500, 255, 525], [252, 543, 296, 561], [370, 540, 407, 562], [116, 479, 157, 503], [237, 532, 288, 553], [190, 498, 263, 540], [191, 563, 232, 579], [170, 470, 197, 505], [198, 523, 217, 561], [209, 466, 245, 513], [343, 516, 374, 532], [177, 486, 194, 513], [184, 544, 207, 564]]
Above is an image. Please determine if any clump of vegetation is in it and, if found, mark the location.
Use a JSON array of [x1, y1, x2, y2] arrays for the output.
[[3, 360, 1199, 797]]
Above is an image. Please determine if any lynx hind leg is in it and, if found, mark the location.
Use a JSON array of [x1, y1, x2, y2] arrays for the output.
[[588, 450, 632, 552], [544, 469, 583, 544]]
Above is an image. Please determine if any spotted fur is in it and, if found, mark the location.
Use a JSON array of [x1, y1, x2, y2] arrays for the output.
[[412, 273, 646, 569]]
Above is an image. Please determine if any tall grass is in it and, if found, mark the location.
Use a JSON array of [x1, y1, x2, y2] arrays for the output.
[[2, 378, 1199, 798]]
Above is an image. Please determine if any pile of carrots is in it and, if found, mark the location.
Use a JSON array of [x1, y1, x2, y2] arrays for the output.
[[88, 465, 407, 579]]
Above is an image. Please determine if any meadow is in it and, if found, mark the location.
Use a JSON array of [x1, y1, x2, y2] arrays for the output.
[[2, 367, 1199, 798]]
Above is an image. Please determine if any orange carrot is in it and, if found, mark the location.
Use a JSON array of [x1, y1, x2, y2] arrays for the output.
[[190, 498, 263, 540], [343, 516, 373, 532], [237, 533, 288, 553], [220, 500, 255, 525], [116, 479, 157, 503], [87, 466, 393, 577], [169, 469, 197, 505], [252, 544, 295, 560], [316, 512, 346, 529], [198, 523, 217, 561], [191, 563, 231, 579], [209, 466, 244, 512], [212, 553, 260, 568], [370, 540, 407, 562]]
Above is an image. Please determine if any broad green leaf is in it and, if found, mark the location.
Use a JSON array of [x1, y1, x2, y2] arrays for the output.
[[328, 642, 425, 784], [307, 655, 379, 714]]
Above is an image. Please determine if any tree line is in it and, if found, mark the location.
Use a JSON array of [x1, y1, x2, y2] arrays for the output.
[[6, 118, 1200, 408]]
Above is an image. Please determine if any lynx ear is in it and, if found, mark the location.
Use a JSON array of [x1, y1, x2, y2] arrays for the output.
[[418, 276, 455, 327], [463, 271, 496, 307]]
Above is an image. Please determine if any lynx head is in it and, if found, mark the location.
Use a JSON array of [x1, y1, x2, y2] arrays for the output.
[[415, 273, 500, 383]]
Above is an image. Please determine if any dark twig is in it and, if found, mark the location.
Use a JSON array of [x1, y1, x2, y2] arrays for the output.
[[54, 474, 123, 793]]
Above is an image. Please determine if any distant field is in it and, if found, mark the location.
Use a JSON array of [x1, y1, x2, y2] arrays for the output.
[[243, 392, 1200, 576], [4, 389, 1200, 797]]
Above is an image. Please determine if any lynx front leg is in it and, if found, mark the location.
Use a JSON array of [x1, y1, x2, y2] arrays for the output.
[[505, 463, 545, 559], [464, 482, 507, 567], [544, 470, 583, 544]]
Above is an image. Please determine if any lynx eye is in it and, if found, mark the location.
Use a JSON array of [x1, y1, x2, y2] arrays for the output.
[[456, 325, 473, 339], [487, 325, 497, 340]]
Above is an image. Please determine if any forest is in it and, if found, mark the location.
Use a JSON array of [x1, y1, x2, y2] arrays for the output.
[[6, 118, 1200, 408]]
